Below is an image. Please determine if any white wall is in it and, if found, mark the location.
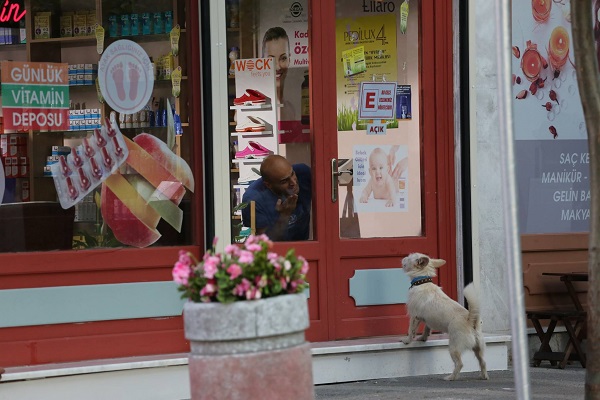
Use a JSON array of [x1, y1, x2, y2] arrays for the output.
[[468, 0, 511, 334]]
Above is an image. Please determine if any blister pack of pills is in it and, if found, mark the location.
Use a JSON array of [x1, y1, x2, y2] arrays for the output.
[[52, 118, 129, 209]]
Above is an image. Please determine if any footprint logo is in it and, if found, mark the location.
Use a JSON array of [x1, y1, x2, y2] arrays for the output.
[[110, 62, 126, 101], [128, 62, 142, 100]]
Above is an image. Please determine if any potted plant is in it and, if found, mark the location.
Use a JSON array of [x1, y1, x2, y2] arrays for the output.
[[173, 234, 314, 400]]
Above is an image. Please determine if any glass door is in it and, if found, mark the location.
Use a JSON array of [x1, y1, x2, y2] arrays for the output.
[[317, 0, 457, 339]]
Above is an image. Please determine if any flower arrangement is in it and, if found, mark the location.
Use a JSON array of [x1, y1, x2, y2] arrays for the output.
[[173, 234, 309, 303]]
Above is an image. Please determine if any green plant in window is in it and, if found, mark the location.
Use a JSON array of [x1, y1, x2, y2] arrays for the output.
[[72, 191, 122, 249], [72, 223, 121, 249], [232, 202, 249, 243]]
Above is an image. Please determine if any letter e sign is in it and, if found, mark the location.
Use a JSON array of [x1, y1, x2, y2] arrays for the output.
[[358, 82, 397, 120]]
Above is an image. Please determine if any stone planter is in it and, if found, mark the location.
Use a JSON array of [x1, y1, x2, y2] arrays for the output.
[[184, 293, 314, 400]]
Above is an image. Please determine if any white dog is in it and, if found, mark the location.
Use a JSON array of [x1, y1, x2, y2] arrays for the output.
[[401, 253, 488, 381]]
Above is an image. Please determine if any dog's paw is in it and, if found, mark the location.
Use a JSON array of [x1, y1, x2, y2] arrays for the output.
[[401, 337, 411, 345], [417, 335, 428, 342], [481, 372, 489, 380], [444, 374, 457, 381]]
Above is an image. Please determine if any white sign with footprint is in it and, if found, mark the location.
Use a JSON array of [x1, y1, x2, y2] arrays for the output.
[[98, 39, 154, 115]]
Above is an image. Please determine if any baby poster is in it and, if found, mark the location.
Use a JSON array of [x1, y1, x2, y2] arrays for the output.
[[353, 144, 408, 213]]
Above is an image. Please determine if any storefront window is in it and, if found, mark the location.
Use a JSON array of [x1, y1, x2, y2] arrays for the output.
[[0, 0, 195, 252], [226, 0, 313, 242]]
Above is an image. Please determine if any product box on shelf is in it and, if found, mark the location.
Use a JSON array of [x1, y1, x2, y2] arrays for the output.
[[68, 64, 77, 85], [60, 14, 73, 37], [153, 12, 164, 34], [34, 12, 52, 39], [21, 181, 30, 201], [0, 136, 7, 157], [51, 145, 71, 156], [5, 159, 11, 178], [164, 11, 173, 33], [108, 15, 120, 37], [86, 11, 96, 36], [43, 165, 52, 176], [141, 13, 152, 35], [130, 14, 140, 36], [10, 156, 18, 177], [120, 14, 131, 36], [73, 12, 87, 37]]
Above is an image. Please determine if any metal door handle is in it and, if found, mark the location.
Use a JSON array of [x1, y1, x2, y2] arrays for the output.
[[331, 158, 338, 202]]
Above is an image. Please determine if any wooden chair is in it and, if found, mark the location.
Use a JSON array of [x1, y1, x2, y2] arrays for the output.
[[527, 309, 587, 368]]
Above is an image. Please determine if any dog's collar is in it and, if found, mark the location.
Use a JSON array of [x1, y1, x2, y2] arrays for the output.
[[410, 276, 433, 289]]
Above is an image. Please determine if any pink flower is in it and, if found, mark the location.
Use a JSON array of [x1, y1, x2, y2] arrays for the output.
[[255, 275, 267, 288], [299, 256, 309, 274], [267, 252, 279, 263], [234, 278, 251, 297], [289, 279, 305, 293], [212, 236, 219, 248], [200, 283, 216, 296], [280, 277, 287, 289], [257, 234, 273, 247], [203, 256, 220, 279], [246, 286, 262, 300], [178, 250, 193, 266], [227, 263, 242, 280], [245, 235, 258, 245], [238, 250, 254, 264], [245, 243, 262, 252], [172, 261, 191, 285], [225, 244, 239, 256]]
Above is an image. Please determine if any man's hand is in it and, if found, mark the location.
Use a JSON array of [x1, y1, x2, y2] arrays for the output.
[[275, 194, 298, 216]]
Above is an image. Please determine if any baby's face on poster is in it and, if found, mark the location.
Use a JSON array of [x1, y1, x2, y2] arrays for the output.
[[369, 152, 387, 186]]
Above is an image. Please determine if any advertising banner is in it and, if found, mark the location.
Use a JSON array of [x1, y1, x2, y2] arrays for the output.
[[511, 0, 590, 233], [336, 13, 397, 131], [259, 0, 309, 143], [1, 61, 70, 131]]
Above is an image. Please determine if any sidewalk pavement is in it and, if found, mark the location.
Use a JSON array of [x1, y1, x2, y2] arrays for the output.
[[314, 365, 585, 399]]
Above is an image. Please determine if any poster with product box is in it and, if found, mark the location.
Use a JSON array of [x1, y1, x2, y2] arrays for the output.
[[231, 57, 278, 185], [512, 0, 590, 234], [259, 0, 309, 143], [336, 13, 398, 131]]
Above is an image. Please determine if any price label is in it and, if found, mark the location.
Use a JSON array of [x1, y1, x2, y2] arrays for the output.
[[170, 24, 181, 56], [172, 66, 182, 98], [96, 24, 105, 54]]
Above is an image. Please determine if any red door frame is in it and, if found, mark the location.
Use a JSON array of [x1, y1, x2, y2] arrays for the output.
[[0, 0, 205, 367], [312, 0, 457, 340]]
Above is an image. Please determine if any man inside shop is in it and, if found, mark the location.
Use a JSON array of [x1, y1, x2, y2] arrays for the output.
[[241, 155, 311, 241]]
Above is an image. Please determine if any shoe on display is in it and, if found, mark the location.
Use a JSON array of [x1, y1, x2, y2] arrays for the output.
[[235, 116, 267, 132], [235, 144, 272, 159], [247, 141, 271, 153], [238, 170, 261, 184], [233, 89, 269, 106]]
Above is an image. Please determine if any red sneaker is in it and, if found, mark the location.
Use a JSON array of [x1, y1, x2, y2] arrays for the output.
[[233, 89, 269, 106]]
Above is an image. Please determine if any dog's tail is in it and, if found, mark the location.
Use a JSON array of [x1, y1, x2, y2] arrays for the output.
[[463, 283, 481, 330]]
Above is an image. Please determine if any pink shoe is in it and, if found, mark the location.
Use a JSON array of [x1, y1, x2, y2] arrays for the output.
[[248, 141, 271, 153], [235, 144, 272, 158]]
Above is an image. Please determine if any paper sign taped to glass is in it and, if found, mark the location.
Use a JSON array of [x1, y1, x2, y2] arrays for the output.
[[352, 144, 408, 213]]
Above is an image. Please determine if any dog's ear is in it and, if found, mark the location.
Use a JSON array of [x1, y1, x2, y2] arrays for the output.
[[416, 256, 430, 268], [431, 259, 446, 268]]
